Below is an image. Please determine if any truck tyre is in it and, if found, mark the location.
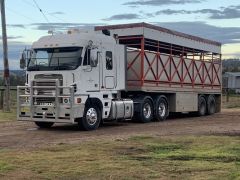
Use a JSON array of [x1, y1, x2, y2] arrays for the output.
[[207, 95, 216, 115], [136, 96, 154, 123], [198, 95, 207, 116], [154, 96, 169, 121], [78, 104, 101, 131], [35, 122, 54, 128]]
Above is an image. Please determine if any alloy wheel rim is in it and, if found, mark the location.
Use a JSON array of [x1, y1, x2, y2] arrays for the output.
[[86, 108, 98, 125], [158, 102, 166, 117], [143, 103, 152, 119]]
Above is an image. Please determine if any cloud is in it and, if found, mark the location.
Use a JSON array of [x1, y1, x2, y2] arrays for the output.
[[209, 5, 240, 19], [103, 5, 240, 22], [103, 14, 142, 21], [223, 52, 240, 58], [123, 0, 204, 6], [7, 24, 26, 29], [31, 23, 106, 31], [0, 36, 23, 40], [155, 5, 240, 19], [156, 9, 192, 15], [153, 21, 240, 44], [49, 11, 65, 15]]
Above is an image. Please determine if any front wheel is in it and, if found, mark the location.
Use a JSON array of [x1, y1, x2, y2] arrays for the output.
[[35, 122, 54, 128], [78, 105, 101, 131]]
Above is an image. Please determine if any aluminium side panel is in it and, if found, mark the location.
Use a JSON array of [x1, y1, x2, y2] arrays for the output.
[[101, 26, 221, 54], [107, 27, 144, 38], [115, 44, 127, 90], [169, 92, 198, 112], [127, 50, 142, 86], [143, 27, 221, 54]]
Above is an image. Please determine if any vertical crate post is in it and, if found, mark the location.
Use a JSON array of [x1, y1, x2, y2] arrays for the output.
[[140, 36, 145, 86]]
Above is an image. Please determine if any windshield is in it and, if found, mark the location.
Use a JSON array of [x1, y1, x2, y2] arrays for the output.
[[27, 47, 83, 71]]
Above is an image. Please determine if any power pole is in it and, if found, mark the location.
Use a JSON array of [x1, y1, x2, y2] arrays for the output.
[[0, 0, 10, 112]]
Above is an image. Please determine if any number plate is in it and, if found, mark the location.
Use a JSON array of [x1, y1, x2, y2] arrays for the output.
[[21, 107, 30, 113]]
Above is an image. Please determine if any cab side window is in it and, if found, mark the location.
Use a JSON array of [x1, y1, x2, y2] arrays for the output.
[[106, 51, 113, 70], [83, 48, 91, 66]]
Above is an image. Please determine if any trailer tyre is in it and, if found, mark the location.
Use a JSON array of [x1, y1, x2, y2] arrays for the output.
[[78, 104, 101, 131], [198, 95, 207, 116], [154, 96, 169, 121], [207, 95, 216, 115], [35, 122, 54, 128], [136, 97, 154, 123]]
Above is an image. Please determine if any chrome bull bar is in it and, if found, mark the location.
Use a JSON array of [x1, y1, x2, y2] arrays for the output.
[[17, 79, 79, 123]]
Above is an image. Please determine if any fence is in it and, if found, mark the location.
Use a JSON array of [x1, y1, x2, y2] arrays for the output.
[[0, 86, 17, 110], [222, 88, 240, 109]]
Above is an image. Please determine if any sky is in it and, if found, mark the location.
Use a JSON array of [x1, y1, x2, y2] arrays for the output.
[[0, 0, 240, 69]]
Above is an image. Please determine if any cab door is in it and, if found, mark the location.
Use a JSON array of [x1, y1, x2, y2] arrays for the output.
[[103, 47, 116, 89]]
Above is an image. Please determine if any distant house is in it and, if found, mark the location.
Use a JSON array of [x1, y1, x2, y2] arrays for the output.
[[223, 72, 240, 93]]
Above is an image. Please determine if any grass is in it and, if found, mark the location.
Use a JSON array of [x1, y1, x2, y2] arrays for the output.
[[222, 95, 240, 109], [0, 90, 17, 122], [0, 135, 239, 179]]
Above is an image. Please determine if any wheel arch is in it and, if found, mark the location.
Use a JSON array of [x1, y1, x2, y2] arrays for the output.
[[198, 94, 207, 101], [85, 98, 103, 112], [132, 94, 154, 123], [154, 95, 169, 106]]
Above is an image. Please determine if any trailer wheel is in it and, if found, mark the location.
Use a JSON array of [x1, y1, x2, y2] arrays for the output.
[[136, 97, 154, 123], [78, 104, 101, 131], [207, 95, 216, 115], [198, 95, 207, 116], [35, 122, 54, 128], [154, 96, 169, 121]]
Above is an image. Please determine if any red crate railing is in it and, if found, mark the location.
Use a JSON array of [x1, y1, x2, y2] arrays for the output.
[[119, 36, 221, 90]]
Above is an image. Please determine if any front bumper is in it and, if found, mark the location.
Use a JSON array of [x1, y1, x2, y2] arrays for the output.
[[17, 79, 85, 124], [17, 103, 85, 123]]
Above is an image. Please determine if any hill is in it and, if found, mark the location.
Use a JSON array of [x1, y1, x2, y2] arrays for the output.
[[0, 70, 25, 86], [222, 59, 240, 73]]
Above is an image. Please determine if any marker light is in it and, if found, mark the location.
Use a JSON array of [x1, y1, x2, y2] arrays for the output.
[[77, 98, 82, 104]]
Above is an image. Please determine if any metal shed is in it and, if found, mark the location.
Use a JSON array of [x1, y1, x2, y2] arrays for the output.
[[223, 72, 240, 93]]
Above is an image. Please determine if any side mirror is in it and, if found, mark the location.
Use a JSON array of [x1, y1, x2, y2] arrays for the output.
[[20, 52, 26, 69], [90, 49, 98, 67]]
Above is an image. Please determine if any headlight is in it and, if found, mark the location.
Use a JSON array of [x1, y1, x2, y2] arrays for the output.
[[34, 89, 38, 95]]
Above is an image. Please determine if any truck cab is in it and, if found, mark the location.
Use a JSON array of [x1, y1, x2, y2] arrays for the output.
[[17, 29, 133, 130]]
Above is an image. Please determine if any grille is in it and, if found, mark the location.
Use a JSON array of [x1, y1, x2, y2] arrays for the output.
[[34, 74, 63, 86], [35, 81, 58, 87], [33, 74, 64, 104]]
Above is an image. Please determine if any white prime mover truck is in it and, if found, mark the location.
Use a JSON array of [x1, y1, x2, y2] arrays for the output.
[[17, 23, 222, 131]]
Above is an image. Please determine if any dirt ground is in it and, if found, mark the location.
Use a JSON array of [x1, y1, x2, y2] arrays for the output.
[[0, 108, 239, 150]]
